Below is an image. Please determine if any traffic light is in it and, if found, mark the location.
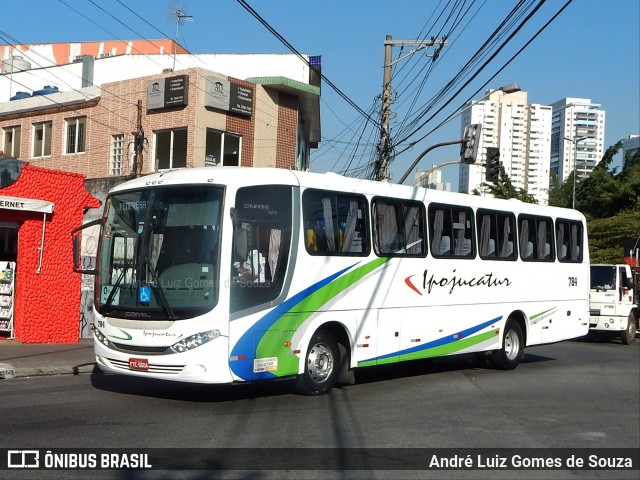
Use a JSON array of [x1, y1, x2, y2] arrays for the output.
[[485, 147, 500, 182], [461, 124, 482, 164]]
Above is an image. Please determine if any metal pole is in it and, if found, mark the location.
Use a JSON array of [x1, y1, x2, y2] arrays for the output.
[[398, 139, 463, 184], [566, 136, 587, 209], [572, 140, 577, 209]]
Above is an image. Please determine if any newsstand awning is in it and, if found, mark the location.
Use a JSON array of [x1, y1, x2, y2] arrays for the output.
[[0, 195, 54, 214], [0, 195, 54, 274]]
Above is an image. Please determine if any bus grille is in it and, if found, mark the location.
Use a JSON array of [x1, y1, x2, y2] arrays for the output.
[[590, 309, 600, 316], [112, 343, 169, 354], [107, 358, 184, 375]]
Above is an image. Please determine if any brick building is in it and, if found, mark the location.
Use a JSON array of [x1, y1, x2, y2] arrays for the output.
[[0, 42, 321, 179], [0, 67, 320, 178]]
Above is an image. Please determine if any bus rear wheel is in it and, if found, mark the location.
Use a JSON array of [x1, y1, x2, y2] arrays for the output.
[[490, 319, 524, 370], [621, 314, 638, 345], [296, 329, 339, 395]]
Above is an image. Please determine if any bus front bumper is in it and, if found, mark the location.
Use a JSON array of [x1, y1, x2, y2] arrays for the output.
[[94, 337, 234, 384]]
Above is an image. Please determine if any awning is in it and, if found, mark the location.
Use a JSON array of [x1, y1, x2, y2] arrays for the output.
[[0, 195, 54, 274], [0, 195, 54, 214]]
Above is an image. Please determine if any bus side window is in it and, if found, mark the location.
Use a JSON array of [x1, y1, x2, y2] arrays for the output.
[[477, 211, 496, 259], [372, 197, 425, 257], [556, 218, 583, 263], [429, 204, 474, 258], [477, 209, 516, 261], [302, 189, 369, 256], [519, 215, 554, 262]]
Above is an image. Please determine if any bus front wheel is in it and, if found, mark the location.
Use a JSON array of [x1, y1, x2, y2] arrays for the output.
[[490, 320, 524, 370], [296, 329, 339, 395]]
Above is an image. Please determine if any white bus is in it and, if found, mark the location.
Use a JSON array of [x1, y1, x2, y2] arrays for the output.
[[73, 167, 589, 394]]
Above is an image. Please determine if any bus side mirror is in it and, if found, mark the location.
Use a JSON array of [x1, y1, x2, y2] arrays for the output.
[[72, 233, 83, 271], [71, 218, 103, 275]]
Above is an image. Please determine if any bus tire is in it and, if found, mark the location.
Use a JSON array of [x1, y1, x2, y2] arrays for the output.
[[296, 329, 339, 395], [621, 313, 637, 345], [490, 319, 524, 370]]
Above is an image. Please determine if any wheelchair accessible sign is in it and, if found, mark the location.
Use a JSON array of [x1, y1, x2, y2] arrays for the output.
[[138, 286, 151, 303]]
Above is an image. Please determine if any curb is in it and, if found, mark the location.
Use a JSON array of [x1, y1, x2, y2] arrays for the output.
[[0, 362, 15, 379], [14, 363, 99, 378], [0, 362, 99, 379]]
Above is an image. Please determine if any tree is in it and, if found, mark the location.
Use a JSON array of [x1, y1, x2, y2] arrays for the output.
[[575, 141, 632, 217], [548, 172, 570, 208], [474, 163, 537, 203], [587, 200, 640, 263]]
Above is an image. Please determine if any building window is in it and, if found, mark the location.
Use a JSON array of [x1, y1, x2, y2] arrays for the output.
[[3, 126, 21, 158], [111, 135, 124, 176], [156, 128, 187, 170], [32, 121, 52, 158], [205, 129, 241, 166], [66, 116, 86, 154]]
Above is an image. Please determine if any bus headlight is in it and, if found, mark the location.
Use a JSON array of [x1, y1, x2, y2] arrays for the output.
[[169, 330, 222, 353], [93, 327, 110, 347]]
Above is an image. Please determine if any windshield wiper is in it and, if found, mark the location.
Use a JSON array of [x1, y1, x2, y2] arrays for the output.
[[103, 266, 128, 311], [146, 258, 177, 320]]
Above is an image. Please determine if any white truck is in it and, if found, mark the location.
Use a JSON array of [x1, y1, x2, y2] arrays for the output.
[[589, 264, 639, 344]]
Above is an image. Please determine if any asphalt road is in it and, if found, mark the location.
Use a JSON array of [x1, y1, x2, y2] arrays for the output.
[[0, 335, 637, 480]]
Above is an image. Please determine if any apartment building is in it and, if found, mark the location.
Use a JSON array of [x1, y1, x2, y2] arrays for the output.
[[549, 97, 605, 184], [459, 88, 552, 205]]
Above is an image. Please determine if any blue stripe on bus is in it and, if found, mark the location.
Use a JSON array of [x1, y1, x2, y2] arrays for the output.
[[363, 317, 501, 363], [229, 263, 358, 381]]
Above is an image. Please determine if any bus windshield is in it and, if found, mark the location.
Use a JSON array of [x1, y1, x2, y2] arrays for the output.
[[97, 185, 223, 319]]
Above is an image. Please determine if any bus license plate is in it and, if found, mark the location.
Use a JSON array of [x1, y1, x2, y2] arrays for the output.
[[129, 358, 149, 371]]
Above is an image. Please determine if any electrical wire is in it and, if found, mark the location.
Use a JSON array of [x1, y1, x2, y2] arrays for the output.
[[234, 0, 379, 129], [394, 0, 574, 158]]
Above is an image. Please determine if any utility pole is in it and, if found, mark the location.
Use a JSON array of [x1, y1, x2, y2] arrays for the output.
[[375, 35, 448, 182], [133, 100, 144, 178], [376, 35, 393, 182]]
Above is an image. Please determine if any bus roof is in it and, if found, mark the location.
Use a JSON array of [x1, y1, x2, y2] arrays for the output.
[[109, 166, 585, 221]]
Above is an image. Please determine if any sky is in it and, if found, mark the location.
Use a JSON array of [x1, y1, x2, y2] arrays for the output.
[[2, 0, 639, 188]]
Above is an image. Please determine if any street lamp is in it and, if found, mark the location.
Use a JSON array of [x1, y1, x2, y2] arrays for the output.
[[398, 83, 522, 185], [564, 136, 588, 209]]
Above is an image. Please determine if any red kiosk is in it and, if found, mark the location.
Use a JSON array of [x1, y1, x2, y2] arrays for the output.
[[0, 156, 99, 343]]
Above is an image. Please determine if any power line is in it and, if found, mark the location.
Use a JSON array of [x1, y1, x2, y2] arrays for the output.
[[234, 0, 379, 130], [394, 0, 574, 158]]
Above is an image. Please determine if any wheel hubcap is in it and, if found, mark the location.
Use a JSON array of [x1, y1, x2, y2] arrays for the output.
[[307, 342, 334, 383], [504, 330, 520, 360]]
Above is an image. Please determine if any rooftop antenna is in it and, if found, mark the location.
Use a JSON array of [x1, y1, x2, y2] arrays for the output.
[[168, 1, 192, 71]]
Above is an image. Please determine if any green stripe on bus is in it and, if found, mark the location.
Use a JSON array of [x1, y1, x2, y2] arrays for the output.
[[357, 329, 499, 367]]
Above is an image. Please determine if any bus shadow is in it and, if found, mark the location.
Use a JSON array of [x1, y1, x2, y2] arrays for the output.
[[90, 351, 558, 401], [353, 351, 555, 386], [90, 371, 295, 402], [573, 332, 639, 345]]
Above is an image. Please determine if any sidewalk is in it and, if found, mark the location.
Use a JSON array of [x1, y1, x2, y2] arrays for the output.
[[0, 338, 97, 379]]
